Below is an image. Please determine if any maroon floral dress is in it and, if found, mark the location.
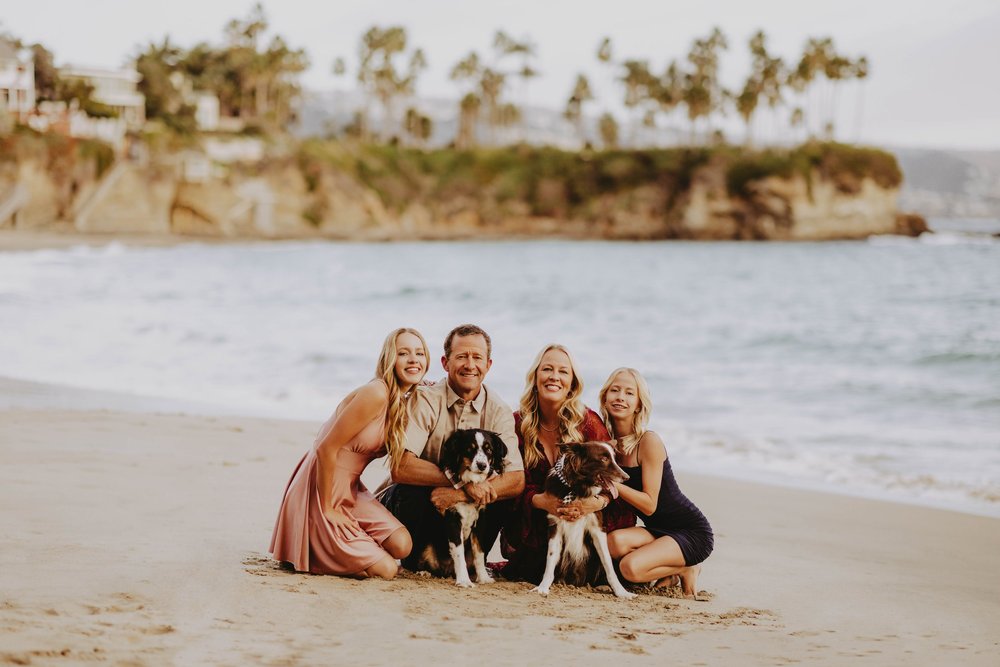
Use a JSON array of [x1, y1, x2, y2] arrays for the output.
[[499, 408, 636, 583]]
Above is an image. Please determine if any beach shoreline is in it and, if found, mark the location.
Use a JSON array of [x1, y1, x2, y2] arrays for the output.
[[1, 378, 998, 664]]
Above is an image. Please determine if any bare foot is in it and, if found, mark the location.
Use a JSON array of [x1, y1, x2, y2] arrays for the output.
[[679, 564, 701, 598], [653, 575, 680, 589]]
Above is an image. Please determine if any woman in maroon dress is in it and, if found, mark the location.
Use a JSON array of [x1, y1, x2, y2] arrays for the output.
[[500, 344, 635, 583]]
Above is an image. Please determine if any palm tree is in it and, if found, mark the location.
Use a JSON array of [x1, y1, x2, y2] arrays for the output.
[[479, 67, 506, 144], [456, 92, 480, 149], [747, 30, 785, 144], [450, 51, 482, 146], [357, 26, 424, 141], [563, 73, 593, 146], [621, 59, 654, 146], [655, 60, 683, 143], [598, 112, 619, 149], [683, 27, 729, 142], [490, 30, 533, 141], [852, 56, 869, 142]]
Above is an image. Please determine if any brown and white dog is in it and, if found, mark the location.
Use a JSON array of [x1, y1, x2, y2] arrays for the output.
[[532, 441, 637, 599], [414, 428, 507, 588]]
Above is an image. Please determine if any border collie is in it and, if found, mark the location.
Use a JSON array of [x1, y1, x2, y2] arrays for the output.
[[415, 428, 507, 588], [532, 441, 636, 599]]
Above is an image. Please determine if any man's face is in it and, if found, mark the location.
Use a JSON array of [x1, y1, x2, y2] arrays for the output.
[[442, 334, 492, 399]]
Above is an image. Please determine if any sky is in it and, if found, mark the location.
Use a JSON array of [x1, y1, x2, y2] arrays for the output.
[[4, 0, 999, 150]]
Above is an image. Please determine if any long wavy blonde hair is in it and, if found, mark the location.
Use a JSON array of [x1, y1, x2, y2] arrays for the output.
[[375, 327, 429, 473], [519, 344, 587, 469], [599, 367, 653, 458]]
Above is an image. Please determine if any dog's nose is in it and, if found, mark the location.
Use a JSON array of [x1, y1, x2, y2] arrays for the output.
[[475, 461, 487, 471]]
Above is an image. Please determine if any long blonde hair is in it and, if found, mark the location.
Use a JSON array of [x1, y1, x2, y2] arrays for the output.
[[599, 367, 653, 457], [519, 344, 586, 469], [375, 327, 429, 473]]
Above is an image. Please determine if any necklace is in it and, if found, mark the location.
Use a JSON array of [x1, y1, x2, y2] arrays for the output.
[[540, 421, 560, 433]]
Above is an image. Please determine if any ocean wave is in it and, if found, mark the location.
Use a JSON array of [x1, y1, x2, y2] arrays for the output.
[[915, 350, 1000, 365], [665, 424, 1000, 517], [868, 232, 999, 246]]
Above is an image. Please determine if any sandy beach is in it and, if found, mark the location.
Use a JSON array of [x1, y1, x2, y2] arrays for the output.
[[0, 377, 997, 666]]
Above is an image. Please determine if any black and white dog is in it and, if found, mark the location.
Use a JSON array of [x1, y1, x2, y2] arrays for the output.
[[532, 441, 636, 599], [414, 428, 507, 588]]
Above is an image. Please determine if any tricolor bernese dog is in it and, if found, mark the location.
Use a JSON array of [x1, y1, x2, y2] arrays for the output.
[[415, 428, 507, 588], [532, 441, 637, 599]]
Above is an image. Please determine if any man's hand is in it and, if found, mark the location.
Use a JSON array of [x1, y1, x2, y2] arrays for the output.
[[464, 481, 497, 507], [430, 486, 466, 515]]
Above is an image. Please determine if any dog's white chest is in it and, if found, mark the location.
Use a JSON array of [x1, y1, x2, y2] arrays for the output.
[[554, 514, 598, 565]]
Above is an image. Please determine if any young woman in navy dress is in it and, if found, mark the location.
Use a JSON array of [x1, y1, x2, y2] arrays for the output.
[[602, 368, 713, 598]]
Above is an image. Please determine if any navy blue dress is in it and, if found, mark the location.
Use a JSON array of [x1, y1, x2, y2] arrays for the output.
[[621, 457, 714, 566]]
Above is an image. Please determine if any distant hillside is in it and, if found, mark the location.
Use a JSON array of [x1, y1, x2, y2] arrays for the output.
[[294, 92, 1000, 220], [892, 148, 1000, 218]]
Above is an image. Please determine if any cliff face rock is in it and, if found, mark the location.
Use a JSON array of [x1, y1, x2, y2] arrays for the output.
[[1, 138, 927, 241], [78, 164, 174, 234], [681, 170, 906, 241]]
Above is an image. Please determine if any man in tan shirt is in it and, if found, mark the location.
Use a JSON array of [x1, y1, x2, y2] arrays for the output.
[[378, 324, 525, 572]]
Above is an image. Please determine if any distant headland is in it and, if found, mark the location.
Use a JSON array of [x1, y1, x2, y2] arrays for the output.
[[0, 5, 928, 240]]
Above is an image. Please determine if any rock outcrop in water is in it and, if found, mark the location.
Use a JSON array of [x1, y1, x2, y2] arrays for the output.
[[0, 131, 927, 240]]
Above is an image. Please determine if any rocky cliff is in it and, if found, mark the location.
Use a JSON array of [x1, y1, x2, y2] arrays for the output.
[[0, 134, 926, 240]]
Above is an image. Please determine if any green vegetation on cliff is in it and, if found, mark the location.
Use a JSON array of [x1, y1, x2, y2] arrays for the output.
[[296, 140, 902, 221], [0, 126, 115, 180]]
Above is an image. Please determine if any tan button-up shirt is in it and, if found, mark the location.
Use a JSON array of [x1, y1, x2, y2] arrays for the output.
[[405, 379, 523, 472]]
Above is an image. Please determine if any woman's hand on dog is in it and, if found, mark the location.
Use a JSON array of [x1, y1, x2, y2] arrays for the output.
[[556, 496, 604, 522], [324, 506, 363, 538]]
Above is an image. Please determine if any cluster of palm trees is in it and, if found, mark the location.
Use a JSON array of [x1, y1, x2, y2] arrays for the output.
[[136, 3, 309, 133], [568, 30, 869, 148], [334, 28, 539, 148], [335, 25, 869, 150]]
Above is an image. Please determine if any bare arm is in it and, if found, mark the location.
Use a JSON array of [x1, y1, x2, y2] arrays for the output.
[[489, 469, 525, 501], [614, 433, 665, 516], [315, 382, 387, 516], [531, 491, 564, 515], [390, 450, 451, 486]]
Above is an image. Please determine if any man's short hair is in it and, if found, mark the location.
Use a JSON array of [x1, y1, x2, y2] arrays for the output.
[[443, 324, 492, 359]]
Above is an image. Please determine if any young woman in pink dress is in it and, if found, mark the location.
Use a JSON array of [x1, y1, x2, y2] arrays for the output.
[[270, 328, 429, 579]]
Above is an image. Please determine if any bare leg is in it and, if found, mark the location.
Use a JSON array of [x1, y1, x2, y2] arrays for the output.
[[608, 527, 655, 559], [361, 554, 399, 579], [381, 527, 412, 560], [618, 535, 702, 598]]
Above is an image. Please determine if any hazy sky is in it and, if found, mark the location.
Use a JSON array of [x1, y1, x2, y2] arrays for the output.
[[4, 0, 999, 149]]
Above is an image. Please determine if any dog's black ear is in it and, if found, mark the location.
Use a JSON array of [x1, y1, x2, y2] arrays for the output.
[[439, 430, 461, 474], [487, 431, 507, 475]]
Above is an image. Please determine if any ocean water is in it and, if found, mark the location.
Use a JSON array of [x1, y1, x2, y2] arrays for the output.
[[1, 224, 998, 516]]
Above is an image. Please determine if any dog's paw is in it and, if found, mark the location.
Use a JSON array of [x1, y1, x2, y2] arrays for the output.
[[455, 579, 475, 589], [530, 586, 550, 596], [477, 573, 495, 584], [613, 589, 638, 600]]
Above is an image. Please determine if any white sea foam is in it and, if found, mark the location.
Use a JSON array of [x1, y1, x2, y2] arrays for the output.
[[1, 236, 998, 515]]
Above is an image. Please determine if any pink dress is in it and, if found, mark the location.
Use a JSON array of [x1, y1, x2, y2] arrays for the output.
[[269, 410, 403, 575]]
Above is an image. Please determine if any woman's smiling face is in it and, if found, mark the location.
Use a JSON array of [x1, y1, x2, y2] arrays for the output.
[[535, 348, 573, 404]]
